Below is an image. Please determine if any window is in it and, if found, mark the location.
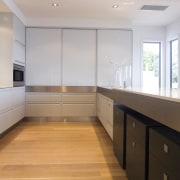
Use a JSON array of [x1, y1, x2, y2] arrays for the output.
[[170, 39, 178, 88], [142, 42, 161, 90]]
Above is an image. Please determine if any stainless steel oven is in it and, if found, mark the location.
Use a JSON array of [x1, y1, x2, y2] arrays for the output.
[[13, 64, 25, 87]]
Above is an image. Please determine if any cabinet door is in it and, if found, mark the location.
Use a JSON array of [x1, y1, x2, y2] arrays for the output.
[[62, 29, 96, 86], [0, 13, 13, 88], [97, 30, 132, 87], [13, 15, 25, 45], [126, 114, 146, 180], [149, 128, 180, 178], [149, 154, 179, 180], [13, 41, 25, 65], [113, 106, 126, 169], [26, 28, 62, 86]]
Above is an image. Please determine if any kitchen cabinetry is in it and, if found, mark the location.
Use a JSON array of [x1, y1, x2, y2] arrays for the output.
[[0, 13, 13, 88], [0, 87, 25, 134], [149, 127, 180, 180], [25, 92, 62, 117], [26, 28, 62, 86], [0, 13, 25, 88], [113, 105, 126, 169], [97, 93, 113, 139], [25, 92, 96, 117], [62, 93, 96, 117], [126, 113, 160, 180], [62, 29, 96, 86], [13, 15, 25, 66], [97, 30, 132, 87]]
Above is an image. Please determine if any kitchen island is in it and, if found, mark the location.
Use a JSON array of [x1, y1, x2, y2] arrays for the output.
[[98, 87, 180, 132], [97, 86, 180, 180]]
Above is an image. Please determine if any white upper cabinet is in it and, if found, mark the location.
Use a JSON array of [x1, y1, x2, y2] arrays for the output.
[[97, 30, 132, 87], [13, 15, 25, 66], [62, 29, 96, 86], [13, 15, 25, 45], [0, 13, 13, 88], [26, 28, 62, 86]]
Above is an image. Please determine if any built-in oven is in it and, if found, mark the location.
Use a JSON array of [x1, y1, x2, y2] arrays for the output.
[[13, 64, 25, 87]]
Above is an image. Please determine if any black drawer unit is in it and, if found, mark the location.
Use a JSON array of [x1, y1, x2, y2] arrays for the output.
[[113, 105, 126, 169], [149, 127, 180, 180], [126, 113, 161, 180]]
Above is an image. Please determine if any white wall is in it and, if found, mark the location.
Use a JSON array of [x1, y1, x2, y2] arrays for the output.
[[132, 25, 166, 88], [26, 18, 132, 29]]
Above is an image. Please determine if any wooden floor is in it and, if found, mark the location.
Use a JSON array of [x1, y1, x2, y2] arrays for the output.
[[0, 119, 128, 180]]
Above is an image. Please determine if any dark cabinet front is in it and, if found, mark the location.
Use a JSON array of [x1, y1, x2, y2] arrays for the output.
[[126, 114, 147, 180], [149, 127, 180, 180], [113, 105, 126, 169]]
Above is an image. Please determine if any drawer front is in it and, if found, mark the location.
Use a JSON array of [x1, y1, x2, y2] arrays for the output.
[[0, 105, 24, 134], [149, 129, 180, 176], [62, 104, 96, 116], [26, 104, 62, 117], [126, 114, 147, 180], [126, 134, 146, 180], [149, 154, 179, 180], [62, 93, 96, 103], [127, 114, 146, 142], [26, 93, 61, 103]]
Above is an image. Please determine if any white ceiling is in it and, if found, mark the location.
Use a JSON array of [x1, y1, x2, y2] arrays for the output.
[[4, 0, 180, 26]]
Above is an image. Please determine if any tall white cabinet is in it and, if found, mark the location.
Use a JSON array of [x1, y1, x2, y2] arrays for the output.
[[0, 13, 13, 88], [13, 15, 25, 66], [97, 30, 132, 87], [62, 29, 96, 86], [26, 28, 62, 85]]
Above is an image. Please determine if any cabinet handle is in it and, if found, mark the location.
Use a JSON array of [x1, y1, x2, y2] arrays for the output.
[[132, 141, 136, 148], [163, 144, 169, 153], [163, 173, 168, 180], [132, 122, 136, 128]]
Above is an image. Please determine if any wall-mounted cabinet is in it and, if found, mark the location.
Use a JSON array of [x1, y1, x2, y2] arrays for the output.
[[26, 28, 62, 86], [97, 30, 132, 87], [62, 29, 96, 86], [0, 13, 13, 88], [0, 13, 25, 88], [13, 15, 25, 66], [26, 28, 132, 87]]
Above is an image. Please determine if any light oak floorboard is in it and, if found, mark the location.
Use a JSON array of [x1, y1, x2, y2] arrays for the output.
[[0, 120, 128, 180]]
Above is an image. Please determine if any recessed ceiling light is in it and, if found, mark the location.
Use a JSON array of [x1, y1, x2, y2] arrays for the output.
[[112, 5, 119, 8], [52, 2, 59, 7]]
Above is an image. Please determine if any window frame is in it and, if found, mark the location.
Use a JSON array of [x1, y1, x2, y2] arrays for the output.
[[142, 41, 162, 89], [170, 38, 178, 89]]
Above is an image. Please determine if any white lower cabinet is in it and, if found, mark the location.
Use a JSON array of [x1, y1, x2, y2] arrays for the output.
[[0, 87, 25, 134], [25, 92, 62, 117], [25, 92, 96, 117], [26, 104, 62, 117], [97, 93, 113, 139], [62, 93, 96, 117], [63, 104, 96, 117]]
